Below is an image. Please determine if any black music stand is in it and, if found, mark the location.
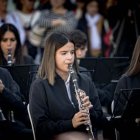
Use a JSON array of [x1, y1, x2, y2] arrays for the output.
[[112, 88, 140, 140], [79, 57, 130, 85], [1, 64, 39, 103]]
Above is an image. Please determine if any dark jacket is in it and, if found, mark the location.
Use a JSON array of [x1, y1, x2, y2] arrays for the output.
[[29, 73, 103, 140], [76, 16, 91, 57], [110, 73, 140, 140], [113, 73, 140, 116], [0, 67, 32, 140], [1, 55, 34, 66], [79, 66, 92, 79]]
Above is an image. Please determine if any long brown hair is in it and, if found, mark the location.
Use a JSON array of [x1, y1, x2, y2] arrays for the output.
[[38, 31, 78, 85], [125, 36, 140, 76]]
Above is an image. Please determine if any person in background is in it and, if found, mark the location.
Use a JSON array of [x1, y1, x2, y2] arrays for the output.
[[0, 0, 26, 46], [70, 29, 116, 109], [0, 23, 35, 104], [29, 31, 105, 140], [0, 67, 33, 140], [112, 36, 140, 140], [32, 0, 78, 64], [36, 0, 51, 10], [69, 29, 92, 78], [74, 0, 86, 20], [70, 29, 117, 140], [70, 29, 88, 63], [13, 0, 41, 60], [0, 23, 34, 65], [77, 0, 104, 57], [36, 0, 77, 48]]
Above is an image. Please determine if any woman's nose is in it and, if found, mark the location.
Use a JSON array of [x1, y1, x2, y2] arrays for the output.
[[67, 53, 73, 59], [76, 50, 82, 56], [7, 40, 12, 46]]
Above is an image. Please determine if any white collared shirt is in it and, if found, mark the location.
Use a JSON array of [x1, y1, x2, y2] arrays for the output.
[[65, 74, 75, 107]]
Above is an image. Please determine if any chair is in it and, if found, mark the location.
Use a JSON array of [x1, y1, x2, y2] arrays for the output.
[[110, 100, 121, 140], [27, 104, 36, 140]]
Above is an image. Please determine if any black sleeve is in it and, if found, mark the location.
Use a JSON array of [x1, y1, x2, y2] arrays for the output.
[[97, 82, 117, 107], [1, 68, 22, 101], [113, 76, 128, 116], [0, 68, 30, 127]]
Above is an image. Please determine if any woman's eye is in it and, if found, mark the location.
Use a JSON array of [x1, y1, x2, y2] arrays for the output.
[[1, 38, 7, 42], [61, 52, 66, 55], [11, 38, 16, 42], [1, 38, 16, 42]]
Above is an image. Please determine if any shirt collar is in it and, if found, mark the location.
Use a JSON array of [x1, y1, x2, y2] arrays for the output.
[[65, 74, 71, 85]]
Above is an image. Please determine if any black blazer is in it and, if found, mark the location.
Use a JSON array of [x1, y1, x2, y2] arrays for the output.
[[29, 73, 103, 140], [0, 67, 30, 126]]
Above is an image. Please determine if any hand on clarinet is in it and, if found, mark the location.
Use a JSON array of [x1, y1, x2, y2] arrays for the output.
[[77, 89, 93, 110], [72, 110, 89, 128], [72, 90, 93, 128]]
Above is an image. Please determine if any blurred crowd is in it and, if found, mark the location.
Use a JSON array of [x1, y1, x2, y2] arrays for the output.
[[1, 0, 140, 64]]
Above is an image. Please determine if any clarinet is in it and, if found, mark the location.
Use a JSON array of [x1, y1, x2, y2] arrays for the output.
[[68, 64, 95, 140], [7, 48, 12, 66], [0, 107, 6, 121]]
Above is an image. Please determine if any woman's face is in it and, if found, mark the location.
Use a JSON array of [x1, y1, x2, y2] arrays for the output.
[[0, 31, 17, 58], [50, 0, 65, 8], [20, 0, 36, 11], [55, 42, 75, 75], [75, 46, 87, 59], [0, 0, 7, 13], [86, 1, 99, 16]]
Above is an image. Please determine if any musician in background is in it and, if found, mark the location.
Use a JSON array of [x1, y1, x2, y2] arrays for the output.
[[112, 36, 140, 140], [29, 31, 104, 140], [70, 29, 117, 139], [0, 23, 34, 66], [0, 67, 33, 140], [70, 29, 116, 114], [69, 29, 92, 78]]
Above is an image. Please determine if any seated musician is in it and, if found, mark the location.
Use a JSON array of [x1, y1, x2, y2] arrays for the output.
[[0, 67, 33, 140], [0, 23, 34, 66], [112, 36, 140, 140], [0, 23, 38, 103], [29, 31, 105, 140]]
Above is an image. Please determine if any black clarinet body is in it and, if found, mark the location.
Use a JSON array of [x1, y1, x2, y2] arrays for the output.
[[68, 64, 95, 140]]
